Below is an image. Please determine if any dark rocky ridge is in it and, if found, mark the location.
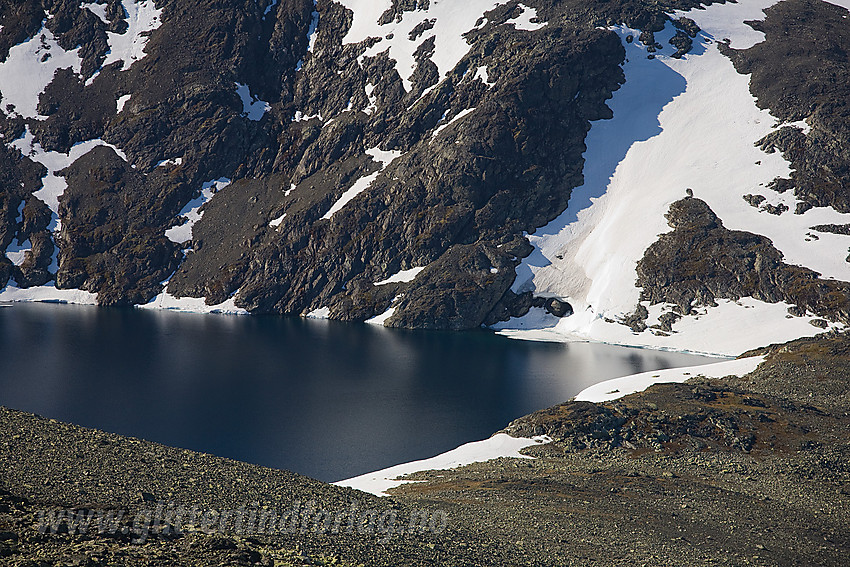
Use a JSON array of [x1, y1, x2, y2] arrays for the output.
[[0, 139, 49, 289], [634, 197, 850, 328], [171, 2, 631, 324], [1, 0, 713, 327], [3, 0, 847, 331], [724, 0, 850, 215], [1, 0, 316, 305]]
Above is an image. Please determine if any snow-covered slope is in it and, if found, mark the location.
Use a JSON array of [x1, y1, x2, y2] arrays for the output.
[[336, 0, 545, 92], [335, 433, 551, 496], [495, 297, 843, 357], [500, 0, 850, 356], [1, 0, 849, 351], [573, 354, 765, 403]]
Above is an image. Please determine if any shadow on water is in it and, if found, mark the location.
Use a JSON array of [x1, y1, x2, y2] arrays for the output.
[[0, 302, 717, 482]]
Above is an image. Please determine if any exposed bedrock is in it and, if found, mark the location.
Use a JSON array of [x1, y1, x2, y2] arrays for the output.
[[3, 0, 809, 331], [171, 7, 630, 329], [724, 0, 850, 214], [636, 197, 850, 324]]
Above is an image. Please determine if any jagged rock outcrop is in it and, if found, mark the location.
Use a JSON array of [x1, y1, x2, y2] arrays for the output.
[[636, 197, 850, 323], [382, 241, 519, 330], [56, 146, 184, 304], [724, 0, 850, 214]]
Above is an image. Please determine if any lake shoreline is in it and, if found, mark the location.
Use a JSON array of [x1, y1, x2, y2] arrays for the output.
[[0, 301, 717, 481], [1, 330, 848, 564]]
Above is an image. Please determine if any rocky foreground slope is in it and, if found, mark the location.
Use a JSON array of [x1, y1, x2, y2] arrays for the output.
[[1, 330, 848, 566]]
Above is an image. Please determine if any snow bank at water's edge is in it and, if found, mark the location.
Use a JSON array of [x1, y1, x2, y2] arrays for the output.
[[335, 433, 551, 496]]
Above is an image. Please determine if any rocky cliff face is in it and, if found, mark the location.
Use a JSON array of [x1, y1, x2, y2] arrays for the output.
[[2, 0, 849, 337], [0, 0, 693, 325], [636, 197, 850, 327]]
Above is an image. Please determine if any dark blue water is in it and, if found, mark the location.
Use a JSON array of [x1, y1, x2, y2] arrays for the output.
[[0, 302, 717, 481]]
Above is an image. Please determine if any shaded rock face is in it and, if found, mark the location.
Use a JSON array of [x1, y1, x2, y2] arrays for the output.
[[0, 137, 51, 288], [1, 0, 731, 329], [725, 0, 850, 214], [56, 146, 184, 305], [636, 197, 850, 323], [220, 23, 627, 328], [1, 0, 313, 304], [382, 241, 519, 330]]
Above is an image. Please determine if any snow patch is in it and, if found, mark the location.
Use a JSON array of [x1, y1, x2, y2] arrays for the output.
[[365, 305, 396, 326], [0, 284, 98, 305], [431, 107, 476, 139], [235, 83, 270, 121], [497, 298, 845, 358], [101, 0, 163, 72], [82, 2, 110, 24], [165, 178, 231, 244], [374, 266, 425, 285], [321, 147, 403, 219], [269, 213, 287, 228], [781, 118, 811, 135], [155, 157, 182, 168], [305, 306, 331, 319], [336, 0, 547, 93], [294, 3, 319, 70], [506, 3, 546, 31], [336, 433, 551, 496], [574, 356, 765, 403], [307, 3, 319, 52], [364, 146, 403, 167], [473, 65, 494, 87], [292, 110, 323, 122], [0, 23, 82, 119], [322, 170, 381, 220], [116, 94, 131, 113], [363, 82, 378, 115], [5, 239, 32, 266], [140, 287, 248, 315]]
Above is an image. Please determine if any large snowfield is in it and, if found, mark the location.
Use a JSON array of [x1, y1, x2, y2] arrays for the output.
[[502, 0, 850, 356]]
